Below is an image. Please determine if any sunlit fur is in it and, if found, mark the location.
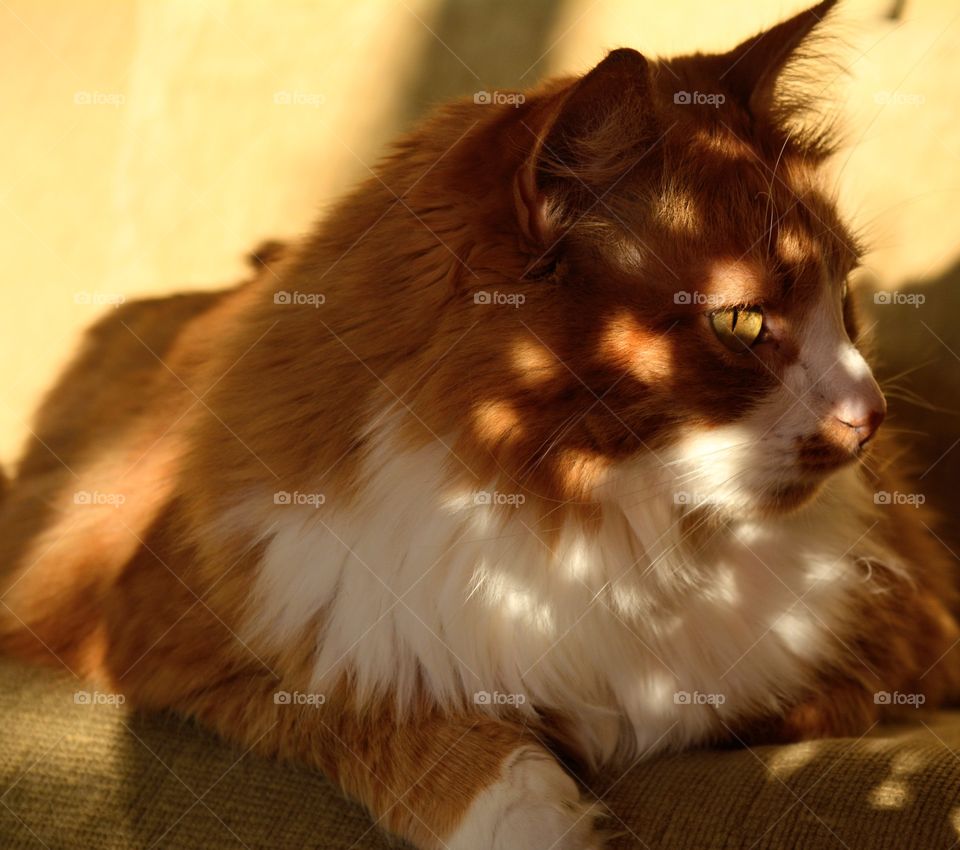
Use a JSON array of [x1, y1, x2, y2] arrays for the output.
[[2, 3, 960, 849]]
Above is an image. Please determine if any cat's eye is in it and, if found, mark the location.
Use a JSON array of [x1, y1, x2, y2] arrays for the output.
[[709, 306, 764, 352]]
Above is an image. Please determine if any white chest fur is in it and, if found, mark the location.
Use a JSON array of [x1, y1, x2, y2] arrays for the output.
[[247, 418, 891, 766]]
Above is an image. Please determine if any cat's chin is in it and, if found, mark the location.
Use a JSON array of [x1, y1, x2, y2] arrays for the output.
[[674, 476, 828, 525], [756, 476, 828, 516]]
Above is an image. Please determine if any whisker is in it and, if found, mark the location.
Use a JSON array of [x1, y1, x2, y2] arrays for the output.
[[883, 389, 959, 416]]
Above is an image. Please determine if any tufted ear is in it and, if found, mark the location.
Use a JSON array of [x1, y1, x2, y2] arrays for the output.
[[720, 0, 838, 117], [514, 48, 654, 247]]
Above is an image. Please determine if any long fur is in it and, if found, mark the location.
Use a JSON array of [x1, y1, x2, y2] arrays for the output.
[[2, 3, 959, 848]]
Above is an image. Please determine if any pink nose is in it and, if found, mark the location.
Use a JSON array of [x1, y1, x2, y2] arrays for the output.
[[832, 406, 885, 448]]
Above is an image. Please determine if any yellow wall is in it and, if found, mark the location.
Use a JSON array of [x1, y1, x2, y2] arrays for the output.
[[2, 0, 958, 482]]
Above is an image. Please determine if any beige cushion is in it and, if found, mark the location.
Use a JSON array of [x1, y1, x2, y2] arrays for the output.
[[2, 660, 959, 848]]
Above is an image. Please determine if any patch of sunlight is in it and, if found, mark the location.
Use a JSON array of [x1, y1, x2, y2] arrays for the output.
[[504, 585, 556, 636], [556, 447, 611, 498], [707, 565, 740, 605], [770, 609, 816, 649], [471, 399, 522, 447], [608, 581, 645, 618], [440, 487, 475, 514], [651, 184, 702, 236], [673, 427, 746, 509], [561, 534, 593, 582], [733, 520, 764, 546], [806, 557, 843, 586], [765, 739, 822, 780], [598, 310, 674, 383], [867, 748, 926, 811], [950, 806, 960, 837], [473, 568, 556, 637], [440, 488, 500, 539], [510, 338, 561, 387], [891, 750, 925, 773], [635, 671, 678, 717], [869, 779, 911, 810]]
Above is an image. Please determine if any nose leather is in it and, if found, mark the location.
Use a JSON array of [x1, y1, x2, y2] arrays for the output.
[[834, 407, 885, 447]]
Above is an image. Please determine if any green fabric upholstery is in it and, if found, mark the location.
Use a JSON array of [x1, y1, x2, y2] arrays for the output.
[[2, 660, 959, 849]]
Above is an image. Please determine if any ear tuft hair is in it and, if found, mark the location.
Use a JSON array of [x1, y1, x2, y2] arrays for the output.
[[723, 0, 838, 113], [721, 0, 844, 156]]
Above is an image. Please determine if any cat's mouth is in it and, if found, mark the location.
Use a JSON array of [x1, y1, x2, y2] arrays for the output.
[[795, 434, 861, 473]]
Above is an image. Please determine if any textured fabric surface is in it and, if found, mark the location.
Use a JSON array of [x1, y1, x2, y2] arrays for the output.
[[2, 661, 960, 848]]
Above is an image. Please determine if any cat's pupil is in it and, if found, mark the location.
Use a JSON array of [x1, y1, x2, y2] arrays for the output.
[[710, 306, 763, 352]]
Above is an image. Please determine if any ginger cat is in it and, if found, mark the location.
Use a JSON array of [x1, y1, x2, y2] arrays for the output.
[[2, 2, 959, 847]]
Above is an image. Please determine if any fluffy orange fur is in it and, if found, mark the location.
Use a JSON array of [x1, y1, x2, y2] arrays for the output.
[[2, 2, 959, 847]]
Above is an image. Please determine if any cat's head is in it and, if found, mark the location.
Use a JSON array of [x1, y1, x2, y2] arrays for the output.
[[441, 0, 884, 518]]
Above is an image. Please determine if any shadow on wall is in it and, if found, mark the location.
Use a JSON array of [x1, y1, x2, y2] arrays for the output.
[[866, 256, 960, 554], [395, 0, 560, 129]]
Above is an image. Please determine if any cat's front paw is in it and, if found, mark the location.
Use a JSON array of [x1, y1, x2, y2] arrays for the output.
[[446, 746, 606, 850]]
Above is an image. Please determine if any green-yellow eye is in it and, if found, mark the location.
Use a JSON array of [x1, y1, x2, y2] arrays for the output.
[[710, 306, 764, 352]]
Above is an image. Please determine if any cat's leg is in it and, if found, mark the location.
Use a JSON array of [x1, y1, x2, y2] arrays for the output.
[[190, 689, 606, 850], [437, 739, 605, 850], [0, 505, 605, 849]]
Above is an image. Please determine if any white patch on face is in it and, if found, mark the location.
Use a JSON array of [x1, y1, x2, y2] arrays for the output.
[[666, 282, 883, 515], [839, 344, 872, 381]]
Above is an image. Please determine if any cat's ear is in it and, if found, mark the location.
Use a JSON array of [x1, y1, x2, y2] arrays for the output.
[[721, 0, 838, 117], [514, 48, 653, 247]]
